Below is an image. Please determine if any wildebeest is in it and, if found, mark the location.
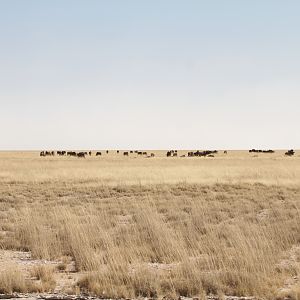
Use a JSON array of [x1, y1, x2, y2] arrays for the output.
[[106, 150, 109, 154], [249, 149, 275, 153], [224, 151, 228, 154], [142, 152, 147, 155], [117, 150, 119, 154], [67, 151, 77, 156], [123, 152, 129, 156], [96, 152, 102, 156], [137, 152, 143, 155], [151, 153, 155, 157], [130, 151, 133, 153], [166, 151, 172, 157], [77, 152, 86, 158], [40, 150, 56, 157], [188, 150, 218, 157], [89, 151, 92, 156], [285, 149, 295, 156], [57, 151, 66, 156]]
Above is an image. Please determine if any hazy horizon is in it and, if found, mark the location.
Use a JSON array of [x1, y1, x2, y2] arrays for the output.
[[1, 1, 300, 150]]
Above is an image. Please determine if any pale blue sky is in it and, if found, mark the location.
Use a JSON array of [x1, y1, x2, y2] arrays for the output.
[[0, 1, 299, 150]]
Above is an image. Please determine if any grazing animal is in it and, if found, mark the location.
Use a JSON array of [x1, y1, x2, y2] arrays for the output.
[[151, 153, 155, 157], [77, 152, 86, 158], [166, 151, 172, 157], [250, 149, 275, 153], [57, 151, 66, 156], [96, 152, 102, 156], [67, 151, 77, 156], [123, 152, 129, 156], [40, 151, 55, 156], [89, 151, 92, 156], [224, 151, 228, 154], [187, 150, 218, 157], [285, 149, 295, 156], [106, 150, 109, 154]]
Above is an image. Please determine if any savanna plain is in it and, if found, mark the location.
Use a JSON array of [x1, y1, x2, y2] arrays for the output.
[[0, 150, 300, 300]]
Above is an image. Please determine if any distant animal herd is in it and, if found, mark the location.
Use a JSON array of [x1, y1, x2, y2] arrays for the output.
[[39, 149, 296, 158], [249, 149, 295, 156], [40, 150, 156, 158]]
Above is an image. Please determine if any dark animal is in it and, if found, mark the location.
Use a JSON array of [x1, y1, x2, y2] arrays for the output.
[[123, 152, 129, 156], [249, 149, 275, 153], [96, 152, 102, 156], [187, 150, 218, 157], [77, 152, 86, 158], [40, 151, 55, 157], [67, 151, 77, 156], [285, 149, 295, 156]]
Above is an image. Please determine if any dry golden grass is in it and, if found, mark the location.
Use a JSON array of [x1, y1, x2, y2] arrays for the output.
[[30, 265, 56, 291], [0, 266, 27, 294], [0, 150, 299, 185], [0, 151, 300, 299]]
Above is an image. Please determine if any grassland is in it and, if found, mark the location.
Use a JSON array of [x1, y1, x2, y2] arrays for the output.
[[0, 150, 300, 299]]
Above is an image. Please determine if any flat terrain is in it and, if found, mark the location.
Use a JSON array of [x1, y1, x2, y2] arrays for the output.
[[0, 151, 300, 300], [1, 150, 300, 185]]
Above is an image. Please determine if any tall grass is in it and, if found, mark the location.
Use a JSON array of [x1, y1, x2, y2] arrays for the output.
[[1, 182, 300, 299]]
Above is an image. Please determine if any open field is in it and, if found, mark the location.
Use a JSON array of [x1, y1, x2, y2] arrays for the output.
[[0, 151, 300, 300], [1, 150, 300, 185]]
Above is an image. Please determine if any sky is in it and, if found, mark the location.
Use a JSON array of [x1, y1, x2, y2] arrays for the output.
[[0, 0, 299, 150]]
